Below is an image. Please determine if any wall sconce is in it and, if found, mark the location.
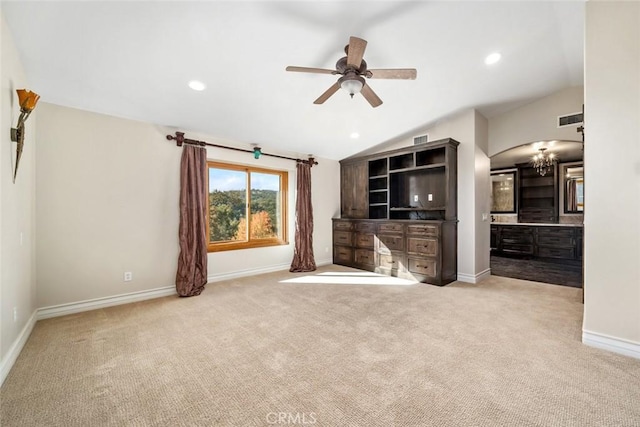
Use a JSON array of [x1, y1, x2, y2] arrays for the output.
[[11, 89, 40, 183]]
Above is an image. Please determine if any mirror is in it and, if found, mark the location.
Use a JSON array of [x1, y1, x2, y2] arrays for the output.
[[491, 171, 516, 213], [564, 164, 584, 213]]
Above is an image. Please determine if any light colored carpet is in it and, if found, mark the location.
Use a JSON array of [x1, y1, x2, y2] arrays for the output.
[[1, 265, 639, 426]]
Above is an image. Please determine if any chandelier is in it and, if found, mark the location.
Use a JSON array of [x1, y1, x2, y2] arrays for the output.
[[532, 148, 557, 176]]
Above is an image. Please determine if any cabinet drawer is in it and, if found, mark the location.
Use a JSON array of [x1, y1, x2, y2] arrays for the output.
[[378, 223, 404, 234], [537, 246, 575, 259], [378, 253, 405, 270], [502, 243, 534, 255], [355, 233, 374, 249], [333, 220, 353, 231], [377, 234, 404, 253], [407, 224, 439, 237], [333, 246, 353, 264], [354, 249, 375, 267], [333, 231, 352, 246], [537, 235, 574, 247], [355, 222, 376, 233], [407, 238, 438, 256], [408, 258, 437, 277], [537, 227, 574, 238], [501, 233, 534, 244]]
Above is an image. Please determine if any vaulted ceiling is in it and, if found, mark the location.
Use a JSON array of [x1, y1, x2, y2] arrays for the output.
[[3, 1, 584, 160]]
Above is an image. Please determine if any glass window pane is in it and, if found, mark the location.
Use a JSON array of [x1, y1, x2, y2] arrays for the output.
[[209, 168, 247, 242], [249, 172, 281, 240]]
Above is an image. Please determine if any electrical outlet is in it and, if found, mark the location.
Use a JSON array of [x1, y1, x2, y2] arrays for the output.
[[13, 307, 17, 323], [124, 272, 133, 282], [413, 195, 419, 202], [325, 247, 329, 253], [428, 194, 433, 201]]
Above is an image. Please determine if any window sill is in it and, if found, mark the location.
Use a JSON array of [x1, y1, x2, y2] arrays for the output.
[[208, 239, 289, 253]]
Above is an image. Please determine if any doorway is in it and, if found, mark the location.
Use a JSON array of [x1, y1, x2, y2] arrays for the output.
[[489, 141, 584, 288]]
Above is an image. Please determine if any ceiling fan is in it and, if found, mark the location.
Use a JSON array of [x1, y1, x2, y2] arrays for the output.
[[286, 36, 417, 108]]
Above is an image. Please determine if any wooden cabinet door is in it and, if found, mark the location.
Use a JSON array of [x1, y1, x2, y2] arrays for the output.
[[341, 161, 368, 218]]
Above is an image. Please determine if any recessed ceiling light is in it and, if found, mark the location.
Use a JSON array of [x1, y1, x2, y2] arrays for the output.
[[484, 52, 501, 65], [350, 132, 360, 139], [188, 80, 206, 91]]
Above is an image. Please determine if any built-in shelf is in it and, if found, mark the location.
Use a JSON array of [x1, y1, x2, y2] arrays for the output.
[[413, 163, 446, 171], [369, 158, 388, 177], [390, 207, 446, 212], [415, 147, 446, 166], [336, 138, 459, 286], [389, 153, 414, 170], [388, 167, 415, 174]]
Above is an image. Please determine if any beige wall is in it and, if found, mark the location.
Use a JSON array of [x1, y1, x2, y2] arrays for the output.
[[583, 2, 640, 344], [0, 11, 37, 371], [489, 86, 584, 157], [474, 111, 490, 274], [36, 103, 340, 308]]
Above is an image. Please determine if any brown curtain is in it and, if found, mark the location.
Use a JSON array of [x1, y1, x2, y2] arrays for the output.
[[290, 162, 316, 272], [175, 145, 208, 296]]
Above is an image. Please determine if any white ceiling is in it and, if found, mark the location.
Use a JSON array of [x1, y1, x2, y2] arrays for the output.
[[3, 1, 585, 161]]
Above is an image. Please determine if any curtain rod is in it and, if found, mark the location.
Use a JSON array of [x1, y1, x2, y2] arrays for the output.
[[166, 132, 318, 166]]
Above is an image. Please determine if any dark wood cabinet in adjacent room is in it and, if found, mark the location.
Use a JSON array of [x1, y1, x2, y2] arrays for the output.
[[335, 138, 459, 286], [517, 163, 558, 223], [491, 224, 583, 260]]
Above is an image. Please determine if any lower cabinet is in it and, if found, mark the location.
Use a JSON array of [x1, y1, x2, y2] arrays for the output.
[[491, 224, 583, 260], [333, 218, 457, 286]]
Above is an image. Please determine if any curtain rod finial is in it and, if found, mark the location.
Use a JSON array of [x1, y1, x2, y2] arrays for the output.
[[166, 132, 185, 147]]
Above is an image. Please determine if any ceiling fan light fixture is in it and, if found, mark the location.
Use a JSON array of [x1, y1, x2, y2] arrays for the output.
[[338, 74, 365, 98]]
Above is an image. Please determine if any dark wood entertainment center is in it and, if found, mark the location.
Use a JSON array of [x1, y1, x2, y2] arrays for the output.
[[333, 138, 459, 286]]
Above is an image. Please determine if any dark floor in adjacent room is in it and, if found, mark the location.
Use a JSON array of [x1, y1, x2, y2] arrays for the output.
[[490, 253, 583, 288]]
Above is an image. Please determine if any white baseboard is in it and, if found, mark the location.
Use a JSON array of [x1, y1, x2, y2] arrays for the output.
[[208, 263, 292, 282], [208, 258, 333, 283], [1, 309, 37, 387], [37, 286, 177, 320], [457, 268, 491, 284], [582, 330, 640, 360], [315, 258, 333, 267]]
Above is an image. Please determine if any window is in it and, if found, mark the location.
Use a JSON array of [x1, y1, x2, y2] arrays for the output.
[[207, 161, 288, 252]]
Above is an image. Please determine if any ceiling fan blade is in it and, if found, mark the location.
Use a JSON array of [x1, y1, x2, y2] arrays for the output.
[[313, 82, 341, 104], [346, 36, 367, 68], [286, 66, 336, 75], [361, 83, 383, 108], [368, 68, 417, 80]]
